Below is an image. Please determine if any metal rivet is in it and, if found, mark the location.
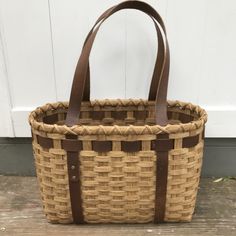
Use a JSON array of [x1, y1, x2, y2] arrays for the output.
[[71, 165, 75, 170], [72, 176, 76, 180]]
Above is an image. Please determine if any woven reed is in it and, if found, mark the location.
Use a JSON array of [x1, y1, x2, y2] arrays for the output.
[[29, 99, 207, 223]]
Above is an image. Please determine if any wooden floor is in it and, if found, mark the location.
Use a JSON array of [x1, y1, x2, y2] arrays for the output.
[[0, 176, 235, 236]]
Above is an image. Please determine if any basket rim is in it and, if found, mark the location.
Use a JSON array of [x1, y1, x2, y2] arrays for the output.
[[28, 99, 207, 135]]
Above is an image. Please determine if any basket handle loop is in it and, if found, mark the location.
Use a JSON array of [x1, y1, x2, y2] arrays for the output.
[[66, 0, 170, 126], [82, 3, 166, 102]]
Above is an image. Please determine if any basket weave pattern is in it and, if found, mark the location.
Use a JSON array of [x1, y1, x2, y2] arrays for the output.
[[30, 99, 206, 223]]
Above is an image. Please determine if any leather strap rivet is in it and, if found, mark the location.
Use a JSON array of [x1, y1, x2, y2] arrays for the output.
[[71, 165, 76, 170], [72, 176, 76, 180]]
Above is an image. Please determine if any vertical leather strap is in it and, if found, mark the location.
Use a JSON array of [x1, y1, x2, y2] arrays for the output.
[[155, 152, 168, 223], [66, 136, 84, 224], [153, 134, 173, 223]]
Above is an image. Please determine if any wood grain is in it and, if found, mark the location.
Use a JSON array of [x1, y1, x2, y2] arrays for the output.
[[0, 176, 235, 236]]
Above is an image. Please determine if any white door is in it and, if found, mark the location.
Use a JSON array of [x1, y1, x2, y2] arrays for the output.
[[0, 0, 236, 137]]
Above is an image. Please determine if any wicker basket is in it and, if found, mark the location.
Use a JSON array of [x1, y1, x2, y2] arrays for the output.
[[29, 0, 207, 224]]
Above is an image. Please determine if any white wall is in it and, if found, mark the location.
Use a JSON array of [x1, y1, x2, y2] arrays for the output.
[[0, 0, 235, 137]]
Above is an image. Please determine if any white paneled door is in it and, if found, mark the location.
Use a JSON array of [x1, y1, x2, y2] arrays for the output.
[[0, 0, 235, 137]]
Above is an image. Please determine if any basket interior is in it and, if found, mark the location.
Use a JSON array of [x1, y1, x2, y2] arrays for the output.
[[37, 101, 199, 127]]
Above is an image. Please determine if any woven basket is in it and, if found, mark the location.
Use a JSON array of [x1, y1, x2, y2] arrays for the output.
[[29, 0, 207, 224]]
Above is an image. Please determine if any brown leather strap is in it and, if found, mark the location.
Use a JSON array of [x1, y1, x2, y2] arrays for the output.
[[152, 134, 174, 222], [82, 4, 166, 101], [155, 150, 168, 222], [65, 135, 84, 224], [155, 39, 170, 125], [65, 0, 170, 126]]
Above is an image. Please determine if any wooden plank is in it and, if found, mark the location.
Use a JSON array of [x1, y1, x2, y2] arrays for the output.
[[165, 0, 206, 103], [0, 0, 56, 136], [0, 176, 235, 235], [198, 0, 236, 107], [11, 107, 33, 137], [0, 22, 14, 137], [198, 0, 236, 137], [0, 0, 56, 107], [205, 108, 236, 137], [0, 0, 56, 137]]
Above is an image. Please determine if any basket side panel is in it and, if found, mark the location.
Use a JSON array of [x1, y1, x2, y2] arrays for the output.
[[80, 137, 157, 223], [31, 125, 205, 224], [32, 132, 73, 223], [165, 131, 204, 222]]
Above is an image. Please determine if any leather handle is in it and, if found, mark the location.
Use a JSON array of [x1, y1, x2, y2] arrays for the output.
[[66, 0, 170, 126], [82, 4, 166, 101]]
